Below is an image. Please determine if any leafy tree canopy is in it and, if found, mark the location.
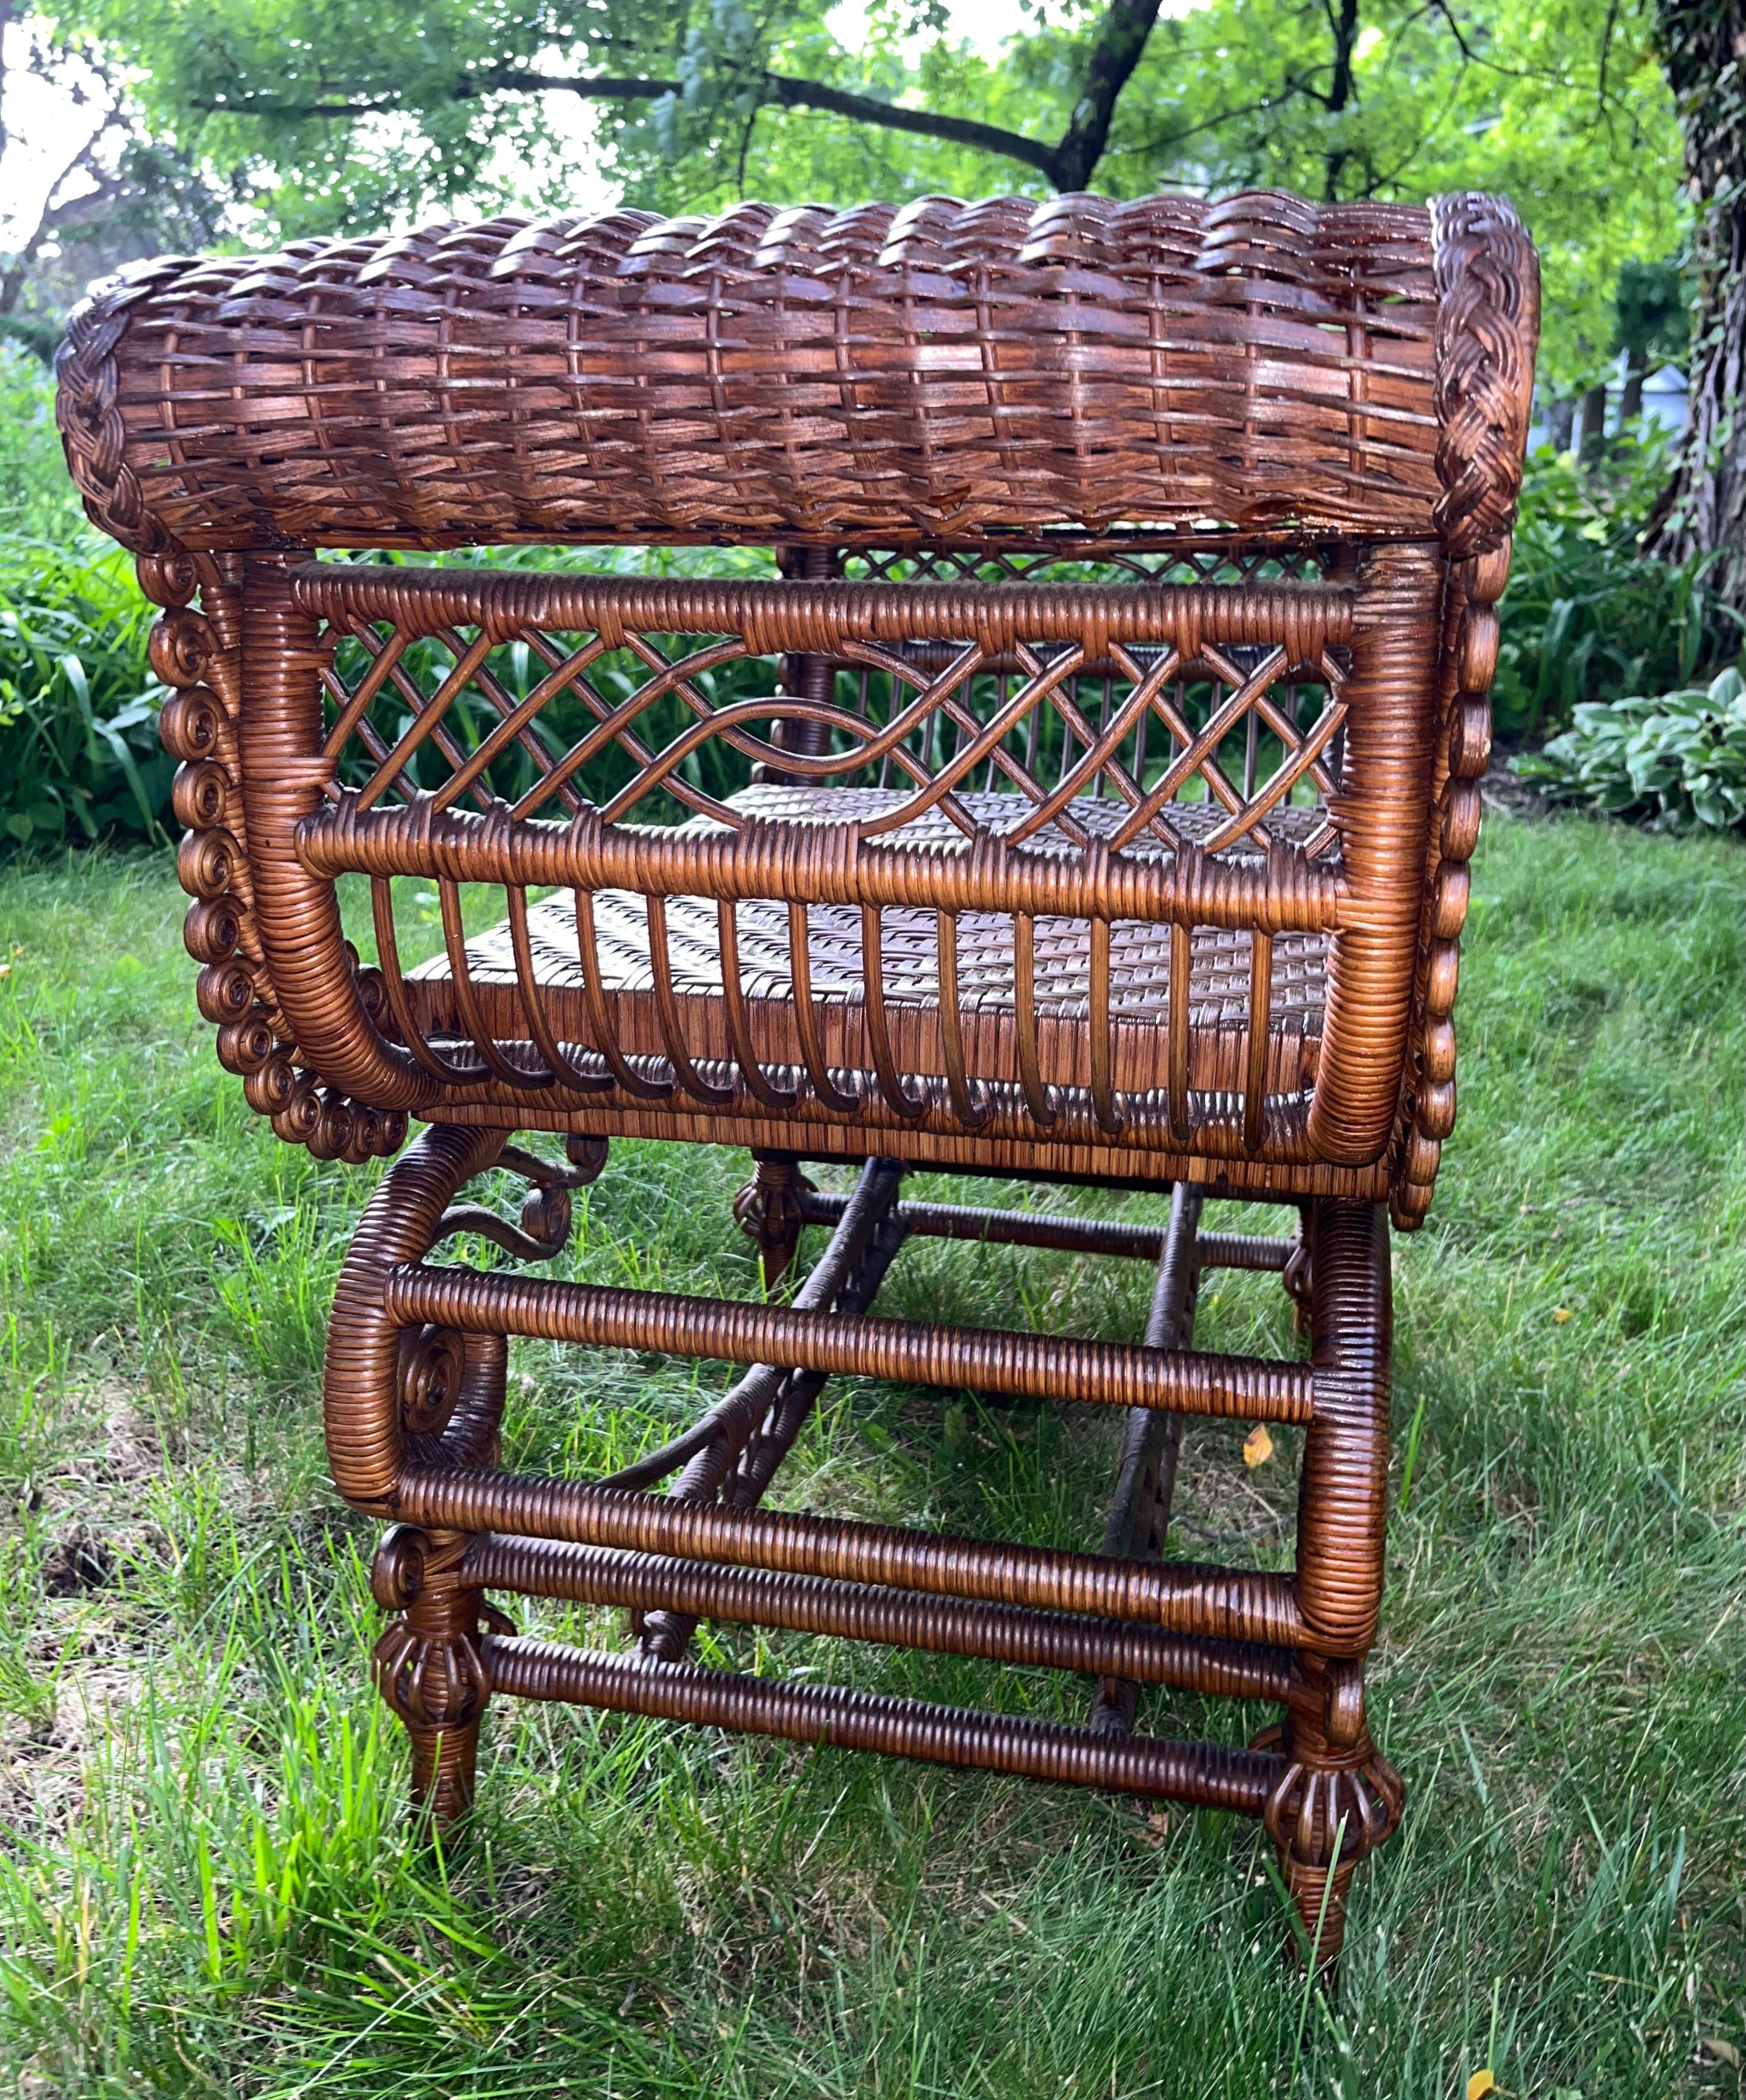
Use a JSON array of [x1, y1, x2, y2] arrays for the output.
[[16, 0, 1686, 387]]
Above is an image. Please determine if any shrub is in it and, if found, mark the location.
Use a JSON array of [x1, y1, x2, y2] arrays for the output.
[[0, 534, 171, 849], [1491, 432, 1741, 739], [0, 352, 174, 849], [0, 345, 87, 541], [1512, 667, 1746, 831]]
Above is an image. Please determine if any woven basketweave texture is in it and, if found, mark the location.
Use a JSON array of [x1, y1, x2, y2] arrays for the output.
[[54, 190, 1536, 559]]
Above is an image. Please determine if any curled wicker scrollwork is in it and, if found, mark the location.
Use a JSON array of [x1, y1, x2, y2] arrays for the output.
[[1391, 541, 1512, 1227], [148, 555, 407, 1162]]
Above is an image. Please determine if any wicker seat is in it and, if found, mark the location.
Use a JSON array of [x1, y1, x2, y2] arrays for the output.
[[56, 185, 1539, 1981], [408, 787, 1329, 1106]]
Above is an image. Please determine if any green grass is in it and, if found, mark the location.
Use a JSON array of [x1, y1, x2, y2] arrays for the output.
[[0, 812, 1740, 2098]]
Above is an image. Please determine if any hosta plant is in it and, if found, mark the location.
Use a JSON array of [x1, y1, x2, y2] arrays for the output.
[[1514, 666, 1746, 832]]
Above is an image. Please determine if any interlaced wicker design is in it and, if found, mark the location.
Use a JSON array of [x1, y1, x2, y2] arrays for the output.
[[57, 183, 1538, 1982]]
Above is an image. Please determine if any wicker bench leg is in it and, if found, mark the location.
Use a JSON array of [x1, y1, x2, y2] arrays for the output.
[[321, 1127, 510, 1832], [1261, 1200, 1405, 1980], [370, 1328, 513, 1829], [734, 1152, 815, 1291], [372, 1523, 494, 1830]]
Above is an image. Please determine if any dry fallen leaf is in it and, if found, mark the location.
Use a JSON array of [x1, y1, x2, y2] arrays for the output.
[[1465, 2071, 1496, 2100], [1242, 1424, 1273, 1469], [1698, 2037, 1741, 2070], [1553, 1305, 1573, 1323]]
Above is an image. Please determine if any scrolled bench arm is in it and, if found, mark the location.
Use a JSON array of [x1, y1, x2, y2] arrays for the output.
[[56, 191, 1537, 564]]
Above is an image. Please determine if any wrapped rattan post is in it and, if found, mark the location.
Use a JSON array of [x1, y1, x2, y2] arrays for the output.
[[57, 181, 1540, 1987], [482, 1637, 1286, 1810], [378, 1263, 1316, 1422]]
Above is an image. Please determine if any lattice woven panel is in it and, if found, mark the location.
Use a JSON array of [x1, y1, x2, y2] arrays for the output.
[[313, 579, 1348, 865]]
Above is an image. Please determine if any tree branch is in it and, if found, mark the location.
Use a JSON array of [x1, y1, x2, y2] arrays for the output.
[[202, 74, 680, 118], [204, 66, 1068, 178], [199, 0, 1178, 195], [1126, 84, 1314, 160], [1048, 0, 1164, 190], [486, 67, 1065, 176], [1, 134, 124, 318], [465, 71, 681, 104]]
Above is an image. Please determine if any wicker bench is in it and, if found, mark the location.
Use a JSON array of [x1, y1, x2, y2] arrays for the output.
[[56, 187, 1538, 1976]]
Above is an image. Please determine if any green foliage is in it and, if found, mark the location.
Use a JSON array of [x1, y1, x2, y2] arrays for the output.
[[0, 346, 87, 540], [1492, 431, 1740, 737], [1093, 0, 1684, 393], [0, 534, 170, 850], [0, 355, 174, 851], [1513, 666, 1746, 831], [1614, 256, 1690, 364], [37, 0, 1685, 389]]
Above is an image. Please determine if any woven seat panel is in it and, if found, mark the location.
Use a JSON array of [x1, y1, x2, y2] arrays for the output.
[[405, 788, 1325, 1099]]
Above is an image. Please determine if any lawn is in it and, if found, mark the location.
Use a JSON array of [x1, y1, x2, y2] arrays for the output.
[[0, 809, 1740, 2098]]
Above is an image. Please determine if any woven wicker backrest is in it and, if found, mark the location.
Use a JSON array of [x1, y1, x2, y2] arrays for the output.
[[55, 188, 1540, 1227], [55, 191, 1535, 565]]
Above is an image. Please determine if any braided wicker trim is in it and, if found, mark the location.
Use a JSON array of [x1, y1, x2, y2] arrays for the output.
[[55, 255, 200, 557], [1428, 193, 1540, 561]]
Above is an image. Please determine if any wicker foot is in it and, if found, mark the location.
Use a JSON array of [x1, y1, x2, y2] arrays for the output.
[[372, 1524, 498, 1833], [734, 1153, 815, 1292], [1277, 1849, 1359, 1979], [1258, 1655, 1403, 1985], [403, 1714, 483, 1829]]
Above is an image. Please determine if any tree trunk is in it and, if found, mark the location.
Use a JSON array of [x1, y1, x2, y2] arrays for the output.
[[1649, 0, 1746, 619], [1621, 346, 1648, 424], [1547, 396, 1576, 454], [1047, 0, 1164, 191], [1322, 0, 1362, 198], [1578, 381, 1610, 462]]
